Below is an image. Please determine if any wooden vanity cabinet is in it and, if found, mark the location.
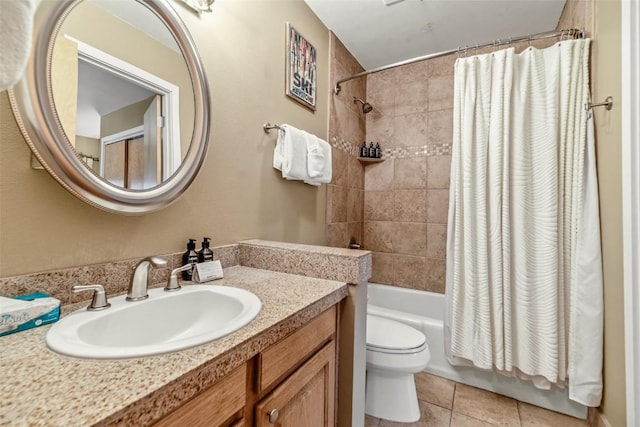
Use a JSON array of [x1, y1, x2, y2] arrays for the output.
[[155, 305, 338, 427], [254, 341, 335, 427]]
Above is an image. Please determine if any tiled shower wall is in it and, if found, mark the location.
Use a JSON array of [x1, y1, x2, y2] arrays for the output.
[[326, 33, 366, 249], [363, 56, 455, 293]]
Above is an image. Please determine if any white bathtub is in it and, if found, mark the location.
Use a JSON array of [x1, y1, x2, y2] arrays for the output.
[[367, 283, 588, 419]]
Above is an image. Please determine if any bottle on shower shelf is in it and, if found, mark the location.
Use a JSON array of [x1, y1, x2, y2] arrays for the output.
[[368, 142, 375, 158], [375, 142, 381, 158], [360, 141, 368, 158]]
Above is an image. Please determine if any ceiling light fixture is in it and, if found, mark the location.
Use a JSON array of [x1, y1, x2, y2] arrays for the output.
[[179, 0, 214, 13]]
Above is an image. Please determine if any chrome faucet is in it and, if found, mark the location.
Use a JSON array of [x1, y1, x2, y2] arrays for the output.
[[165, 264, 193, 292], [127, 256, 168, 301], [71, 284, 111, 311]]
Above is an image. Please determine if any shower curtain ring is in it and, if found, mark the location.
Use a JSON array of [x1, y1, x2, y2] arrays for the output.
[[528, 34, 532, 47]]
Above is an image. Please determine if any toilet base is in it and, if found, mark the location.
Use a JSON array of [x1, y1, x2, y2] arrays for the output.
[[365, 368, 421, 423]]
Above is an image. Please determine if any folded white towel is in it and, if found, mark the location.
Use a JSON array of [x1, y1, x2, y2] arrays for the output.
[[304, 134, 332, 185], [273, 128, 285, 171], [0, 0, 36, 91], [273, 124, 332, 186], [306, 137, 324, 179], [281, 124, 309, 180]]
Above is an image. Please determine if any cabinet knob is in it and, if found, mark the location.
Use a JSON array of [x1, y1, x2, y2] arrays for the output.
[[268, 408, 279, 423]]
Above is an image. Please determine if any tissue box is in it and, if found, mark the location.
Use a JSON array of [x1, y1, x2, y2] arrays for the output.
[[0, 292, 60, 337]]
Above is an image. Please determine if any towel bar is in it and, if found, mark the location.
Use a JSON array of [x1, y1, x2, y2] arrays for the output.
[[263, 123, 282, 134]]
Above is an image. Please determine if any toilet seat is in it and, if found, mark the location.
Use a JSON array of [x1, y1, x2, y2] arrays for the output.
[[366, 314, 426, 354]]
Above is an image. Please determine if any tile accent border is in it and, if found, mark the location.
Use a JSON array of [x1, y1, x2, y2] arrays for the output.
[[330, 133, 452, 160], [330, 134, 360, 157], [382, 142, 452, 159]]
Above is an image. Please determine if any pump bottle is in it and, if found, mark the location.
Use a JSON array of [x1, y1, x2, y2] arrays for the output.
[[182, 239, 198, 280], [198, 237, 214, 263], [360, 141, 368, 158]]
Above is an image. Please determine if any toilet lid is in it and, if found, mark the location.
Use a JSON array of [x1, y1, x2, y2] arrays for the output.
[[366, 315, 426, 353]]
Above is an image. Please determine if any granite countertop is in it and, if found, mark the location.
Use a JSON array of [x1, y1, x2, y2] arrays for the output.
[[0, 266, 348, 426]]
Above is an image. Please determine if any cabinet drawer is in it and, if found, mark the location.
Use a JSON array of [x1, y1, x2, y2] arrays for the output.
[[258, 306, 336, 393], [155, 364, 246, 427]]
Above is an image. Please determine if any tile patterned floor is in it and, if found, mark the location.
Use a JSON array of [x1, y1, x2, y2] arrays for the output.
[[365, 373, 591, 427]]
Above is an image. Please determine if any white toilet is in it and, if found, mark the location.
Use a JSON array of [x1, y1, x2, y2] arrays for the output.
[[365, 314, 430, 423]]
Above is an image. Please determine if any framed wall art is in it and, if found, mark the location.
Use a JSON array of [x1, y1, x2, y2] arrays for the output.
[[286, 23, 317, 111]]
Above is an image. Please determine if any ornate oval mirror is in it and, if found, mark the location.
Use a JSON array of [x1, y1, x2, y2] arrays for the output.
[[9, 0, 210, 214]]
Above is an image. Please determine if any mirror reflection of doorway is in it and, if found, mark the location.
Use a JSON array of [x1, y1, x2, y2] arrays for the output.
[[58, 36, 182, 189], [104, 135, 143, 189], [101, 95, 163, 189]]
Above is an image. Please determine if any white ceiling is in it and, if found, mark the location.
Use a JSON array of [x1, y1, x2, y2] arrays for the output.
[[76, 61, 155, 138], [303, 0, 566, 70]]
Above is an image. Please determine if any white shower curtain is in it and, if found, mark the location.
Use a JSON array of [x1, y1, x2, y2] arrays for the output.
[[444, 39, 604, 406]]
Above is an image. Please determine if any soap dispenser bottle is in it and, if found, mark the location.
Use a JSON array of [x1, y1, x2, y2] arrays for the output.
[[375, 142, 381, 158], [182, 239, 198, 280], [198, 237, 214, 263], [368, 142, 375, 158]]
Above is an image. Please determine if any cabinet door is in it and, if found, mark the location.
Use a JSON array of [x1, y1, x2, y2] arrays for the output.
[[255, 341, 336, 427]]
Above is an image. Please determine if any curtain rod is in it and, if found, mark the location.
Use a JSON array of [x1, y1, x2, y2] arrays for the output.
[[334, 28, 585, 94]]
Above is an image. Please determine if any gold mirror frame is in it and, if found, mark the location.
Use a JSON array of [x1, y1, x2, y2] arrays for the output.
[[8, 0, 210, 215]]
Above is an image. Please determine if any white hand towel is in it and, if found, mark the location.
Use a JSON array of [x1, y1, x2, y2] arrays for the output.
[[0, 0, 36, 91], [306, 136, 324, 179], [272, 124, 332, 186], [279, 124, 311, 180], [305, 135, 332, 185], [273, 127, 285, 171]]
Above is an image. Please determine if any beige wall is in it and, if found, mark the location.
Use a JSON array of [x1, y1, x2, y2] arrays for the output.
[[0, 0, 329, 277], [591, 0, 626, 425], [101, 96, 153, 137], [75, 136, 100, 158], [561, 1, 627, 425]]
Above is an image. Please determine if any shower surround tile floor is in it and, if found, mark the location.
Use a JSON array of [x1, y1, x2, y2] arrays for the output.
[[365, 373, 590, 427]]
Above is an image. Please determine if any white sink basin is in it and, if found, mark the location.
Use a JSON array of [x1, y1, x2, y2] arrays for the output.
[[46, 285, 261, 359]]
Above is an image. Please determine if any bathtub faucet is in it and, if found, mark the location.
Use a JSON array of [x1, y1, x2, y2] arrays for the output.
[[348, 237, 362, 249]]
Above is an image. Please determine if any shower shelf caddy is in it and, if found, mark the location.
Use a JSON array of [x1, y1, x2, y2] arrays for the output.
[[357, 157, 385, 164]]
